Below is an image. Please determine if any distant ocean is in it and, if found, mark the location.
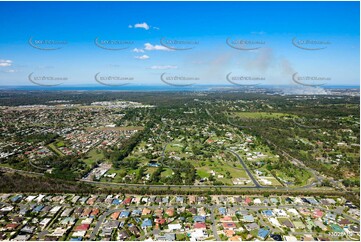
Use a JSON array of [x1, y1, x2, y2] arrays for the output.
[[0, 85, 359, 92], [0, 85, 216, 92]]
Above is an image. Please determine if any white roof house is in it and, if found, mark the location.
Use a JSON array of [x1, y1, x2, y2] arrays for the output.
[[168, 223, 182, 231]]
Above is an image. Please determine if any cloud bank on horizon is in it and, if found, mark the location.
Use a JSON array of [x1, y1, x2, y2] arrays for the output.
[[0, 1, 359, 87]]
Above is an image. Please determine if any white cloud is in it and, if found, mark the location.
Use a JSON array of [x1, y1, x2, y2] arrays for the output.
[[135, 55, 150, 60], [129, 23, 159, 31], [144, 43, 171, 51], [0, 59, 12, 67], [3, 69, 18, 73], [134, 22, 150, 30], [132, 48, 144, 53], [150, 65, 178, 70]]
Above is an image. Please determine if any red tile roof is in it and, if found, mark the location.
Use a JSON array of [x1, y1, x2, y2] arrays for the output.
[[74, 224, 90, 231], [194, 222, 206, 229], [6, 223, 18, 229], [123, 197, 132, 204], [223, 222, 237, 229]]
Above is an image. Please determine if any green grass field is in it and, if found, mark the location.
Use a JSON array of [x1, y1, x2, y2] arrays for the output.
[[56, 141, 65, 147], [82, 149, 106, 167], [48, 143, 65, 156], [234, 112, 295, 119]]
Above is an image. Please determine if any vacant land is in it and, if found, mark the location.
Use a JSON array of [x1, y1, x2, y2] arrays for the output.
[[234, 112, 295, 119]]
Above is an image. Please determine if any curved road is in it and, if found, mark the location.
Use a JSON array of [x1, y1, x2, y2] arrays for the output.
[[227, 150, 262, 188]]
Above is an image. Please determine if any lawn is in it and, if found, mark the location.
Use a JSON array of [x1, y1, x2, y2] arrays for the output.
[[48, 143, 65, 156], [56, 141, 65, 147], [197, 169, 210, 178], [234, 112, 294, 119], [176, 234, 188, 241], [100, 167, 127, 183], [161, 168, 174, 178], [82, 149, 106, 167]]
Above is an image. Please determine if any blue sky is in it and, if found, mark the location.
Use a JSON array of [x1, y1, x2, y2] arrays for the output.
[[0, 1, 359, 87]]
